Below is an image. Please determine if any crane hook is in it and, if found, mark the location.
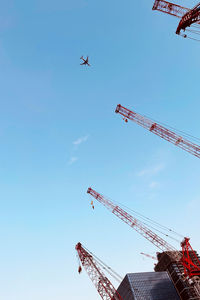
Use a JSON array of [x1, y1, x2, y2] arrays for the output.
[[123, 117, 128, 123], [91, 200, 94, 209]]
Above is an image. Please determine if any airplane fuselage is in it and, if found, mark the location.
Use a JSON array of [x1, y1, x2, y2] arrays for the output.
[[80, 56, 90, 66]]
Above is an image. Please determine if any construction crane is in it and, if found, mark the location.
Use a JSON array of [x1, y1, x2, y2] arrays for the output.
[[152, 0, 200, 37], [75, 242, 123, 300], [115, 104, 200, 159], [140, 252, 157, 260], [87, 187, 200, 278], [152, 0, 188, 18]]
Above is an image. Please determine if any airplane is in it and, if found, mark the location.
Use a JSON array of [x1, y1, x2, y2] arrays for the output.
[[80, 56, 91, 66]]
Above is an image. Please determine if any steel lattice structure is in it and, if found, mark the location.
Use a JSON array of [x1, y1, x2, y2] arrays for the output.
[[87, 188, 178, 254], [152, 0, 200, 36], [152, 0, 189, 18], [87, 187, 200, 278], [115, 104, 200, 158], [75, 243, 122, 300], [181, 238, 200, 277], [176, 2, 200, 34]]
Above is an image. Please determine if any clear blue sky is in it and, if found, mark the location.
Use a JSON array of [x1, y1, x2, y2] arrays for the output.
[[0, 0, 200, 299]]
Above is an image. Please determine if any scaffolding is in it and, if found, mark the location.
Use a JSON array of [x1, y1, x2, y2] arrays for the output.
[[155, 251, 200, 300]]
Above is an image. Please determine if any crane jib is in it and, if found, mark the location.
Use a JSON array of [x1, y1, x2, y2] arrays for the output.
[[115, 104, 200, 158]]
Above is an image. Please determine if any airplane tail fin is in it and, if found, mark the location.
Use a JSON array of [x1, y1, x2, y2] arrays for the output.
[[80, 56, 83, 59]]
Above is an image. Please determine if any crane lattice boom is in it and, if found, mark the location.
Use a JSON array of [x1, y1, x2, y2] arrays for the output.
[[140, 252, 157, 260], [152, 0, 200, 35], [115, 104, 200, 159], [87, 187, 200, 278], [76, 243, 122, 300], [87, 187, 177, 254], [176, 2, 200, 34], [152, 0, 189, 18], [181, 238, 200, 277]]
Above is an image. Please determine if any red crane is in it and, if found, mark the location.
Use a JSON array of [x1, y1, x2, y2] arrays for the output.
[[75, 242, 123, 300], [152, 0, 200, 36], [140, 252, 157, 260], [87, 187, 200, 278], [152, 0, 189, 18], [115, 104, 200, 159]]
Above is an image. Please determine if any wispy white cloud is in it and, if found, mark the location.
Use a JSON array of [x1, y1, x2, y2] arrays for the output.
[[68, 156, 78, 165], [73, 135, 89, 147], [68, 134, 89, 165], [149, 181, 159, 189], [137, 163, 165, 177]]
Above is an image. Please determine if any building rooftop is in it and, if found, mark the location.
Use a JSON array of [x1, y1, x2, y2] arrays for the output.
[[116, 271, 180, 300]]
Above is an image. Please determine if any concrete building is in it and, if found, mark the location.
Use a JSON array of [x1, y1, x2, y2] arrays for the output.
[[155, 251, 200, 300]]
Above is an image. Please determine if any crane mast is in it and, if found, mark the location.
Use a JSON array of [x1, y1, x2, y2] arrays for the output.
[[181, 238, 200, 277], [115, 104, 200, 159], [75, 242, 122, 300]]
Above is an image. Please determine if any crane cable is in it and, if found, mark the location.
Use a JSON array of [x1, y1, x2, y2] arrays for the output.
[[120, 105, 200, 143], [134, 110, 200, 144], [82, 244, 123, 283], [120, 203, 184, 240], [99, 194, 184, 244], [184, 28, 200, 41]]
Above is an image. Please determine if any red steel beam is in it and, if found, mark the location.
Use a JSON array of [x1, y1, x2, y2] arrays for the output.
[[152, 0, 189, 18], [87, 187, 178, 254], [176, 2, 200, 34], [87, 188, 200, 278], [115, 104, 200, 159], [152, 0, 200, 36], [76, 242, 122, 300]]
